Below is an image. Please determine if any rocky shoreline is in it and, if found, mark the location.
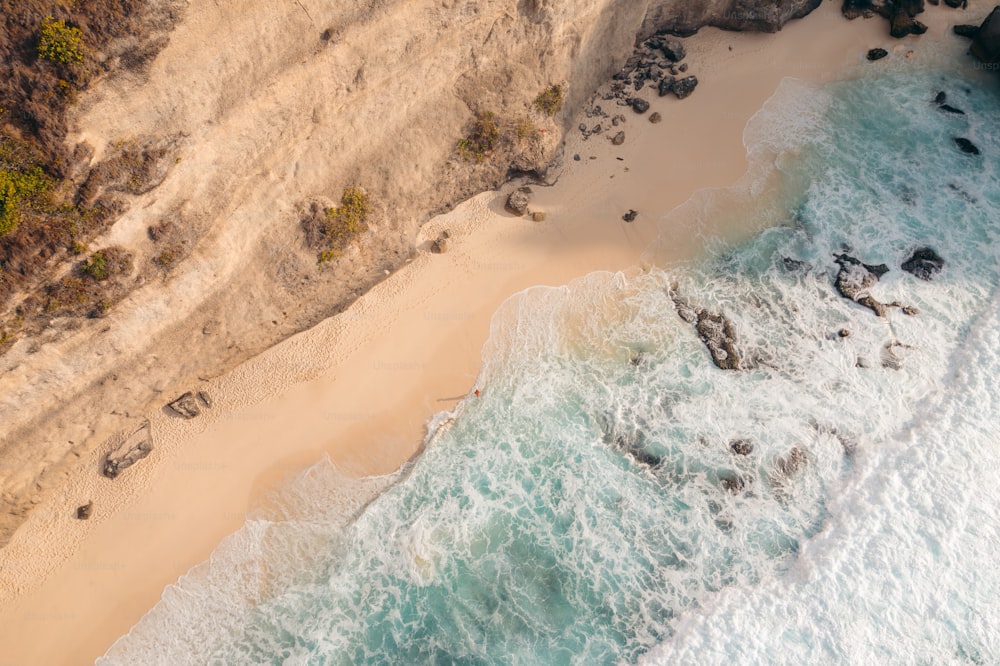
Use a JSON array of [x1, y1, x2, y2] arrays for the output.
[[0, 0, 997, 551]]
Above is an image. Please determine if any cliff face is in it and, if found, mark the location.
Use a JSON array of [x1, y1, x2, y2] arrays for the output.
[[0, 0, 821, 546]]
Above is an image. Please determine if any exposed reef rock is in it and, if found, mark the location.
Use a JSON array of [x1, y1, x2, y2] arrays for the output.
[[901, 247, 944, 280], [669, 289, 745, 370], [954, 137, 981, 155], [833, 253, 915, 317], [775, 447, 808, 478]]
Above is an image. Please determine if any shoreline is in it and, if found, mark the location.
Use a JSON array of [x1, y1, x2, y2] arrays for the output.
[[0, 3, 985, 663]]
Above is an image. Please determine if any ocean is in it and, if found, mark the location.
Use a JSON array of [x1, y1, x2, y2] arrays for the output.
[[100, 58, 1000, 665]]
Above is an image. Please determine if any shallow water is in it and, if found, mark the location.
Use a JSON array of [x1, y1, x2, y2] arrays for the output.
[[101, 62, 1000, 665]]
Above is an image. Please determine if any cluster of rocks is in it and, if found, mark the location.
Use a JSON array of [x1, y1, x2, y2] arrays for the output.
[[668, 289, 744, 371], [832, 248, 943, 317], [504, 186, 546, 221], [578, 34, 698, 141], [167, 390, 213, 419]]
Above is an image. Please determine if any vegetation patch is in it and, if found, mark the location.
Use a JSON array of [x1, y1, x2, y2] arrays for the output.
[[533, 84, 564, 117], [43, 245, 133, 317], [312, 187, 371, 264], [515, 116, 539, 140], [0, 167, 51, 237], [457, 111, 500, 162], [38, 16, 85, 65]]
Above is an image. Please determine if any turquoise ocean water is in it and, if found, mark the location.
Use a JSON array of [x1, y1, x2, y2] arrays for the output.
[[102, 59, 1000, 664]]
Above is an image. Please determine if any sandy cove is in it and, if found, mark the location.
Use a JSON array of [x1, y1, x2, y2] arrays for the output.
[[0, 3, 982, 663]]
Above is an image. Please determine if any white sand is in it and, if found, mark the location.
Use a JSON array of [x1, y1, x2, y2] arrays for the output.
[[0, 3, 978, 663]]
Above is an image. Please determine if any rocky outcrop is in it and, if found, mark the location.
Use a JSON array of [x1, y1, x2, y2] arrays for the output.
[[972, 6, 1000, 64], [901, 247, 944, 280], [730, 439, 754, 455], [102, 422, 153, 479], [167, 392, 201, 419], [669, 289, 745, 370], [642, 0, 822, 35], [844, 0, 978, 37], [833, 253, 916, 317], [505, 187, 532, 216], [775, 446, 807, 477]]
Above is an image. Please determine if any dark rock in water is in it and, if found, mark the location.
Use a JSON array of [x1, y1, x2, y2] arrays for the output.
[[775, 447, 807, 478], [838, 328, 852, 338], [730, 439, 754, 456], [657, 76, 676, 97], [76, 501, 93, 520], [168, 391, 201, 419], [954, 137, 980, 155], [901, 247, 944, 280], [972, 7, 1000, 64], [938, 103, 965, 115], [103, 424, 153, 479], [782, 257, 809, 273], [672, 76, 699, 100], [573, 154, 581, 161], [600, 414, 660, 468], [696, 311, 742, 370], [611, 131, 625, 146], [934, 91, 947, 104], [943, 0, 966, 8], [953, 24, 979, 38], [678, 63, 689, 73], [631, 97, 650, 114], [648, 112, 662, 124], [833, 253, 896, 317], [867, 48, 889, 61], [720, 474, 746, 494], [668, 289, 744, 370], [505, 186, 532, 216], [622, 209, 638, 222], [947, 183, 977, 203]]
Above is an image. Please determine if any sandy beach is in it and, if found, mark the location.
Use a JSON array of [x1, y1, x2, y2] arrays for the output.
[[0, 2, 980, 663]]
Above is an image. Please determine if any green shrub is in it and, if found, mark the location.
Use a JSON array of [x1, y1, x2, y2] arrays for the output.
[[38, 16, 85, 65], [457, 111, 499, 161], [319, 187, 370, 262], [0, 167, 50, 237], [533, 85, 564, 117], [80, 251, 108, 280]]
